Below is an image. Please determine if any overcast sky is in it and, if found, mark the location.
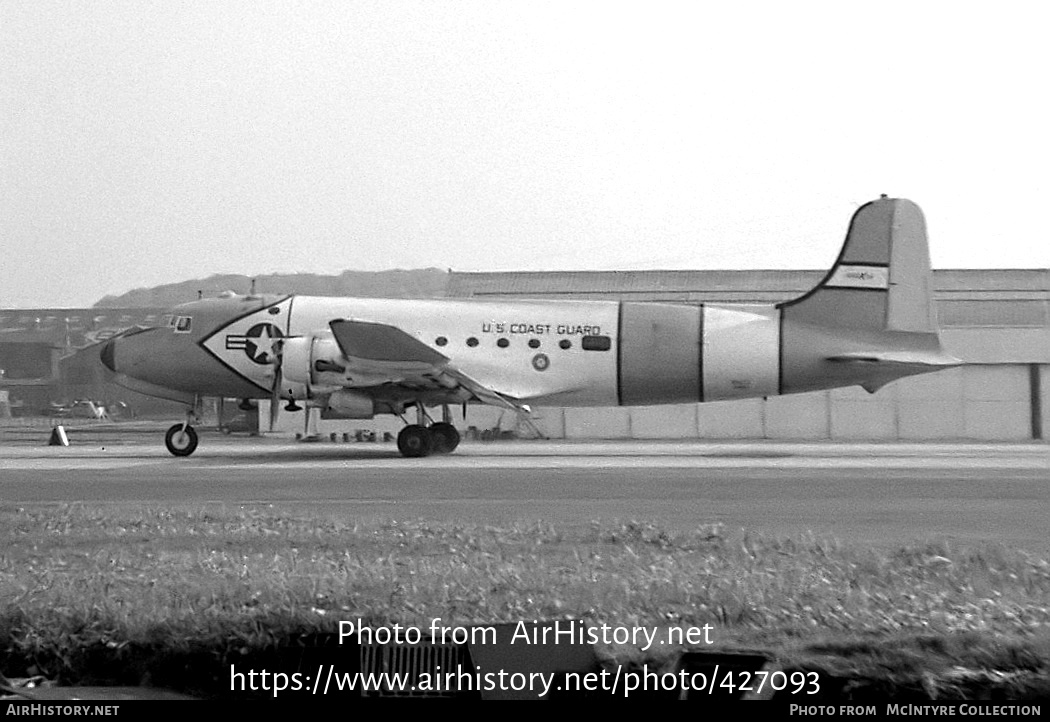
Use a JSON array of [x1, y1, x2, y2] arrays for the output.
[[2, 1, 1048, 308]]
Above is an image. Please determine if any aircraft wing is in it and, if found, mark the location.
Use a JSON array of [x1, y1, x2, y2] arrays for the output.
[[327, 319, 525, 412]]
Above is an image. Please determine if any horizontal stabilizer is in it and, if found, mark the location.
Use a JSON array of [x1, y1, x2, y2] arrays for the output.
[[826, 350, 963, 367], [826, 349, 963, 394]]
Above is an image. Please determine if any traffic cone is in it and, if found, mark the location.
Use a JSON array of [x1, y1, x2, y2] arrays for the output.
[[48, 425, 69, 446]]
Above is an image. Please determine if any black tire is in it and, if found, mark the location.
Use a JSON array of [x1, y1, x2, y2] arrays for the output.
[[397, 424, 432, 458], [165, 424, 199, 457], [428, 422, 461, 454]]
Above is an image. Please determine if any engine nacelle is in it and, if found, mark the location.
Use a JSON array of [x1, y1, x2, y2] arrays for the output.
[[321, 390, 375, 419], [282, 334, 349, 393]]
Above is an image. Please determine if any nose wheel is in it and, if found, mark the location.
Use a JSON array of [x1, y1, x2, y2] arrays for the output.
[[165, 423, 199, 457]]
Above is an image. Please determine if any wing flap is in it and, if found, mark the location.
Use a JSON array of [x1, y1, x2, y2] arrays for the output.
[[327, 319, 527, 411], [442, 367, 523, 412]]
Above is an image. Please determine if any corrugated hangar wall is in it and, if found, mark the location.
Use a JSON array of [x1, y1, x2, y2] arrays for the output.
[[445, 269, 1049, 443], [507, 365, 1040, 442]]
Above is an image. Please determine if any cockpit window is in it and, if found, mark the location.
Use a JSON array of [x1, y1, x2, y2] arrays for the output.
[[172, 316, 192, 333]]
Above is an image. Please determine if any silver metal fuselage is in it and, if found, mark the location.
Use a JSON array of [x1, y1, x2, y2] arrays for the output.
[[105, 294, 787, 407]]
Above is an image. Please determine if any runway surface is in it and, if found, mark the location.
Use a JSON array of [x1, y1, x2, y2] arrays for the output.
[[2, 433, 1048, 554]]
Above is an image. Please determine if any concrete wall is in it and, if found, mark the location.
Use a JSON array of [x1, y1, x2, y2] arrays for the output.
[[1041, 365, 1049, 442], [263, 363, 1046, 443], [829, 385, 898, 440], [961, 365, 1032, 440], [564, 407, 632, 439], [557, 363, 1041, 442], [766, 393, 830, 439], [696, 398, 764, 438], [893, 368, 965, 439]]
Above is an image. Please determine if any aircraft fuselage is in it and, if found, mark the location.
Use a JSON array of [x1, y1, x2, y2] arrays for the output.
[[204, 296, 782, 407]]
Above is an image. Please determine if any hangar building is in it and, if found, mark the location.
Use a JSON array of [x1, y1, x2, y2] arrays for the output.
[[1, 269, 1046, 442], [0, 308, 175, 417]]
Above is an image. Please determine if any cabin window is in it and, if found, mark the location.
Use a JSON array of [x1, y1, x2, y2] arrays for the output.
[[435, 336, 448, 346], [497, 338, 509, 348], [559, 339, 572, 350], [466, 337, 479, 347], [528, 339, 541, 349], [581, 335, 611, 351]]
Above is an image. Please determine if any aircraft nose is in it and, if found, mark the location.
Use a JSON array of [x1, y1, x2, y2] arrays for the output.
[[100, 338, 117, 372], [96, 324, 251, 399], [98, 328, 162, 380]]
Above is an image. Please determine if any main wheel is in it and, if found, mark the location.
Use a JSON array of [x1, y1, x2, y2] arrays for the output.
[[165, 424, 199, 457], [428, 422, 461, 454], [397, 424, 432, 458]]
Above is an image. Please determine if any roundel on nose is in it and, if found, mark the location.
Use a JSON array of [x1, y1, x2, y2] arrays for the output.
[[225, 322, 284, 365]]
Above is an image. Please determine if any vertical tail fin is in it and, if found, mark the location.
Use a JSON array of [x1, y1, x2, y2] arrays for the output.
[[778, 197, 960, 395], [780, 197, 936, 333]]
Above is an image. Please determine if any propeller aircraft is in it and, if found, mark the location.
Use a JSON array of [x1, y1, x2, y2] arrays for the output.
[[100, 197, 961, 458]]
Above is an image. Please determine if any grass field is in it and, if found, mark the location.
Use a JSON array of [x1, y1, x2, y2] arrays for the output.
[[2, 505, 1049, 699]]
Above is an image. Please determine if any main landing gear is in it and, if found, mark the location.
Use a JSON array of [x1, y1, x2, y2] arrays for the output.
[[396, 405, 461, 458]]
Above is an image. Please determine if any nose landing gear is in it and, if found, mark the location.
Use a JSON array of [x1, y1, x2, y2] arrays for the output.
[[165, 423, 198, 456], [165, 402, 201, 457]]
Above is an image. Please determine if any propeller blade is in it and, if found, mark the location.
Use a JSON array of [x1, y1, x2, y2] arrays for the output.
[[270, 370, 281, 431], [269, 340, 283, 431]]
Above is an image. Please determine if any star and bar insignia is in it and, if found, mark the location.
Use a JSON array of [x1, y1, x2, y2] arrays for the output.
[[225, 323, 284, 365]]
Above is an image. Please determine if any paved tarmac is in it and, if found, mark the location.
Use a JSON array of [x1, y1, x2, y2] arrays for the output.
[[1, 431, 1047, 554]]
